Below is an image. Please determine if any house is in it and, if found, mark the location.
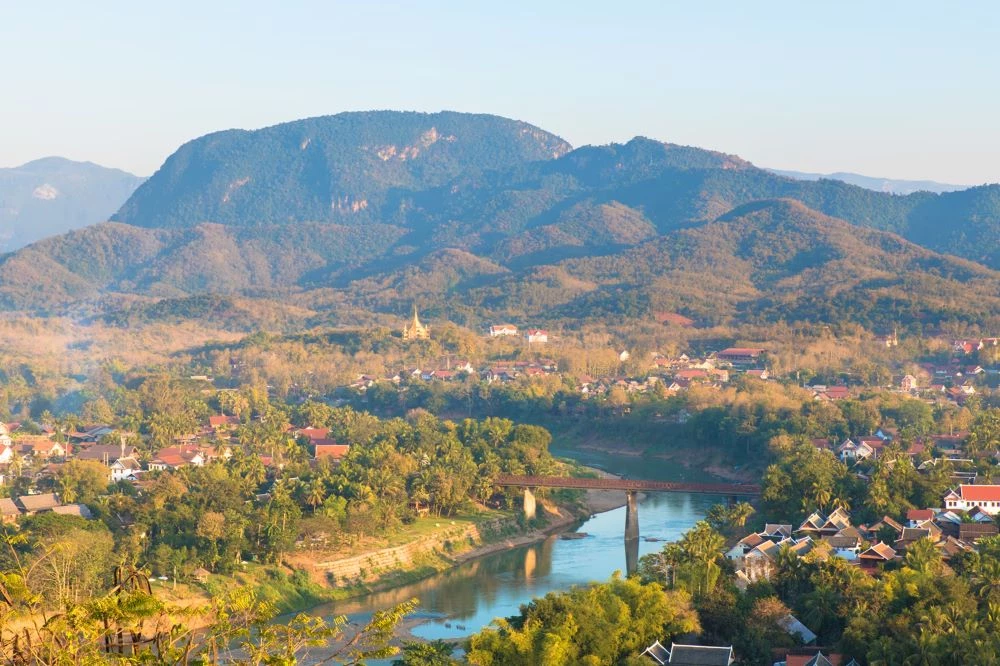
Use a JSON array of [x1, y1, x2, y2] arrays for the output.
[[0, 422, 12, 448], [797, 508, 852, 537], [297, 427, 330, 440], [314, 442, 350, 461], [643, 640, 671, 665], [836, 439, 874, 463], [761, 524, 793, 540], [716, 348, 765, 365], [148, 446, 205, 471], [665, 643, 734, 665], [52, 504, 94, 519], [15, 493, 61, 515], [17, 438, 68, 459], [0, 498, 20, 523], [943, 485, 1000, 515], [110, 457, 143, 482], [489, 324, 519, 337], [776, 651, 857, 666], [208, 415, 241, 430], [777, 614, 817, 645], [744, 368, 769, 380], [894, 527, 936, 551], [906, 508, 935, 526], [959, 522, 999, 543], [900, 375, 918, 392], [524, 329, 549, 344], [76, 444, 140, 465], [859, 542, 896, 572]]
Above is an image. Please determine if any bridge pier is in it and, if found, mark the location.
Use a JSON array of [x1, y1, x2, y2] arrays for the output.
[[625, 490, 639, 541], [625, 490, 639, 576], [523, 487, 537, 521]]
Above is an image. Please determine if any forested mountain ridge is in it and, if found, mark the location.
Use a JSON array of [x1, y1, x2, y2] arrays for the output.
[[113, 111, 571, 229], [0, 157, 144, 251], [3, 111, 1000, 331]]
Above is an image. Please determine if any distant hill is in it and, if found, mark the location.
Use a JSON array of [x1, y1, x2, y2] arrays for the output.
[[0, 157, 144, 250], [768, 168, 968, 195], [4, 112, 1000, 333], [113, 111, 571, 229]]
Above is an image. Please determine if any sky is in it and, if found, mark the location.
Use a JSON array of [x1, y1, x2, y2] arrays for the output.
[[1, 1, 998, 184]]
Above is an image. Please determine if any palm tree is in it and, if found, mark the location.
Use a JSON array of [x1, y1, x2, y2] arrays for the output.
[[728, 502, 755, 529], [305, 478, 327, 513]]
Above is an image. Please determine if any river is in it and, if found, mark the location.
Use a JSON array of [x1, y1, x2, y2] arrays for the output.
[[299, 447, 730, 663]]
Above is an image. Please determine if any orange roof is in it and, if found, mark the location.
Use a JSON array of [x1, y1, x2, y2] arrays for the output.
[[907, 509, 934, 521], [299, 427, 330, 441], [957, 485, 1000, 502], [314, 443, 350, 459]]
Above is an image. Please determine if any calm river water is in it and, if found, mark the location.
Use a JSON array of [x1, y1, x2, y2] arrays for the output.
[[299, 447, 730, 663]]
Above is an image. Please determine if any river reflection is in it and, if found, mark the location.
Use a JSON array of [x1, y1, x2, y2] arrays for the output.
[[314, 491, 716, 646]]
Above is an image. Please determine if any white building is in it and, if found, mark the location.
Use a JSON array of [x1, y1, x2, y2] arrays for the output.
[[944, 485, 1000, 515]]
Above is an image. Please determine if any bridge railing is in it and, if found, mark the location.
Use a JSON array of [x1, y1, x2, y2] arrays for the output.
[[493, 474, 760, 495]]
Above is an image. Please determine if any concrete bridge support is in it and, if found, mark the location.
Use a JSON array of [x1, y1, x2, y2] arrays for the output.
[[523, 487, 537, 521], [625, 491, 639, 541], [625, 491, 639, 576]]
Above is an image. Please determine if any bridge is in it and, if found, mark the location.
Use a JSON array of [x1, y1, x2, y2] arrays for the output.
[[494, 474, 759, 574]]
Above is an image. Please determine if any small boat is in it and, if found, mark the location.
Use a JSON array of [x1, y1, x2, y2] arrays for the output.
[[559, 532, 589, 540], [444, 622, 452, 628], [456, 624, 466, 631], [643, 537, 663, 542]]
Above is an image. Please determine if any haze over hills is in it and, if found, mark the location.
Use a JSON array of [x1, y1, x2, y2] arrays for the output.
[[767, 168, 968, 195], [0, 157, 145, 251], [3, 110, 1000, 333]]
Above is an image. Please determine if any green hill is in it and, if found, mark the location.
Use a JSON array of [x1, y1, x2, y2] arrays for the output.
[[4, 112, 1000, 333], [113, 111, 571, 229]]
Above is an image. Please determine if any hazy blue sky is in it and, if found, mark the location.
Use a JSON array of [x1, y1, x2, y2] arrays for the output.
[[2, 2, 997, 183]]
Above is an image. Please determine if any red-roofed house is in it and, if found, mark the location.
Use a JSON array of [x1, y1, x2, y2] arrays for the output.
[[208, 415, 241, 430], [906, 509, 935, 526], [314, 442, 350, 461], [297, 427, 331, 442], [489, 324, 518, 337], [944, 485, 1000, 515], [524, 329, 548, 344]]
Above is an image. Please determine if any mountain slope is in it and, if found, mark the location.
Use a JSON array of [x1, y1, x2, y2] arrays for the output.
[[0, 157, 144, 250], [113, 111, 571, 229], [769, 168, 967, 194], [467, 199, 1000, 329]]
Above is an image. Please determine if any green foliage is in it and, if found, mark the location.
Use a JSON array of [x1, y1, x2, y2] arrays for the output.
[[465, 574, 699, 666]]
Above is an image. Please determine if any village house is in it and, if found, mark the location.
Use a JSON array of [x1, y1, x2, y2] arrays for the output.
[[489, 324, 518, 337], [643, 642, 734, 666], [208, 415, 241, 430], [943, 485, 1000, 515], [76, 443, 140, 465], [836, 439, 874, 464], [524, 329, 548, 344], [17, 438, 68, 460], [858, 542, 897, 572], [15, 493, 61, 515], [716, 347, 766, 367], [110, 457, 144, 482], [0, 498, 20, 524], [900, 374, 918, 392], [314, 442, 350, 461], [148, 446, 206, 471]]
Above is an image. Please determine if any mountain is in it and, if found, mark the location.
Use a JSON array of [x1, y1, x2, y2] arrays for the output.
[[113, 111, 571, 229], [0, 157, 144, 250], [4, 112, 1000, 333], [768, 168, 968, 195]]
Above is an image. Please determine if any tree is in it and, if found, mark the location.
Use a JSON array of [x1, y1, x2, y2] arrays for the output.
[[55, 460, 110, 505]]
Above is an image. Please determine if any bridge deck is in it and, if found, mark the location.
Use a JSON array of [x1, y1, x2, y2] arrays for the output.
[[494, 474, 759, 495]]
